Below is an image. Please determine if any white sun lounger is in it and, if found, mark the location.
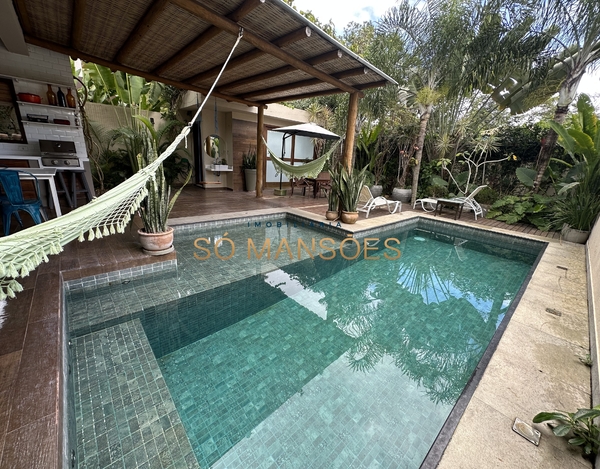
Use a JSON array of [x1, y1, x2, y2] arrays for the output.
[[357, 186, 401, 218], [413, 185, 487, 220]]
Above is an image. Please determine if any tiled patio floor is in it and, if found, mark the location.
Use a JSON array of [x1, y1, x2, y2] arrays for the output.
[[0, 186, 589, 469]]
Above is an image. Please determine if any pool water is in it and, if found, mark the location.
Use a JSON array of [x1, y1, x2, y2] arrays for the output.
[[67, 218, 541, 469]]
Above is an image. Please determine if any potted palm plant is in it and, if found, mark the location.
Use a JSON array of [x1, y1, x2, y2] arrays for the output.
[[547, 95, 600, 243], [552, 191, 600, 244]]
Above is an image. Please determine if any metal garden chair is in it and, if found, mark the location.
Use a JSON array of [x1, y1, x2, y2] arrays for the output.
[[0, 169, 45, 236]]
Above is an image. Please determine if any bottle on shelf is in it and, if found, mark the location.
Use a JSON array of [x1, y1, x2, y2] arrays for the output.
[[66, 88, 77, 108], [56, 87, 67, 107], [46, 84, 57, 106]]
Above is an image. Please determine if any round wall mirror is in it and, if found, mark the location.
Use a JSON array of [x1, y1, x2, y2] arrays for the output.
[[205, 135, 221, 161]]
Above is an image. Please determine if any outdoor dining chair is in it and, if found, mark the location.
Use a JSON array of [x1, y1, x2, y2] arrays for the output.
[[290, 177, 313, 196]]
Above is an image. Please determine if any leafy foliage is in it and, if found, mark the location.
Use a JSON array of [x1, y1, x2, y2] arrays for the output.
[[486, 193, 553, 230], [113, 116, 191, 233], [534, 405, 600, 457], [330, 164, 369, 212], [241, 147, 257, 170]]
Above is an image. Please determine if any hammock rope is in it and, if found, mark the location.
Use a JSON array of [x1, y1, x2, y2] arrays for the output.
[[264, 138, 341, 180], [0, 29, 245, 300]]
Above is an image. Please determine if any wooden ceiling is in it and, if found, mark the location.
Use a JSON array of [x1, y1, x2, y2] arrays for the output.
[[13, 0, 396, 107]]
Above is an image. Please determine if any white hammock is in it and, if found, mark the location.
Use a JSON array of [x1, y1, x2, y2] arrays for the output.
[[0, 31, 244, 300]]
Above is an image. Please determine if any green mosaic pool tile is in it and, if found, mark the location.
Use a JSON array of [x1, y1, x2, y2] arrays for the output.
[[67, 218, 343, 337], [158, 298, 354, 468], [72, 319, 199, 469], [69, 218, 540, 469], [213, 355, 450, 468]]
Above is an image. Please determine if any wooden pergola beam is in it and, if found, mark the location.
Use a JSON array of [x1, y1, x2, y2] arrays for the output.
[[170, 0, 360, 95], [114, 0, 170, 64], [185, 26, 311, 85], [12, 0, 32, 35], [240, 67, 367, 99], [23, 35, 259, 107], [256, 105, 265, 197], [218, 49, 343, 92], [71, 0, 87, 50], [256, 87, 342, 105], [153, 0, 265, 76]]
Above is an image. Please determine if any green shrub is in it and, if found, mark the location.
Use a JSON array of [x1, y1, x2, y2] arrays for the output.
[[474, 187, 499, 205], [425, 185, 448, 198]]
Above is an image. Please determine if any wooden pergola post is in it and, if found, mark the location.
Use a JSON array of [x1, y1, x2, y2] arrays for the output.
[[343, 92, 359, 171], [256, 105, 265, 197]]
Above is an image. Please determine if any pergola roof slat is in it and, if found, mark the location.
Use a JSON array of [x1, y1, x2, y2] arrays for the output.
[[12, 0, 396, 105]]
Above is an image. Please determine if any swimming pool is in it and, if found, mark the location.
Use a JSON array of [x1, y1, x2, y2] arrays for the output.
[[66, 216, 544, 468]]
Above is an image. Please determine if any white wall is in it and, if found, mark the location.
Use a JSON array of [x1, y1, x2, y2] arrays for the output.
[[0, 44, 73, 85], [588, 218, 600, 419]]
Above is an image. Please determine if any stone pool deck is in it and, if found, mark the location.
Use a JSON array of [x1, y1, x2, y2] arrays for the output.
[[0, 187, 595, 468]]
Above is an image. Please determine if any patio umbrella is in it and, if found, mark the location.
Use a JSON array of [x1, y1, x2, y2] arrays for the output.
[[271, 123, 341, 191]]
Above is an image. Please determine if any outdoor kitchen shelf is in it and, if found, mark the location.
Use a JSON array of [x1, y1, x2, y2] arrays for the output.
[[17, 101, 77, 113], [22, 121, 81, 129]]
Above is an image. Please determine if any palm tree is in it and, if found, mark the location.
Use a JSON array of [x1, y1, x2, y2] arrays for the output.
[[490, 0, 600, 191], [379, 0, 544, 205], [378, 0, 462, 205]]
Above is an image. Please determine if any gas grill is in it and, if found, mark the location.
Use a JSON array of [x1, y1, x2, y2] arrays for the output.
[[39, 140, 81, 169]]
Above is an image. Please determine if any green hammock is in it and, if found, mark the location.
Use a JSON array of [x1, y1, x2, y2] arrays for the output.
[[0, 31, 244, 300], [264, 137, 341, 179]]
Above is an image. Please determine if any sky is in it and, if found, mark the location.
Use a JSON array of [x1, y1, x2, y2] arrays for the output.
[[292, 0, 397, 31], [292, 0, 599, 102]]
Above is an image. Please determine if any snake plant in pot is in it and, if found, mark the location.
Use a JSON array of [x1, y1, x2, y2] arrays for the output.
[[326, 165, 339, 220], [120, 116, 191, 254], [331, 164, 369, 224]]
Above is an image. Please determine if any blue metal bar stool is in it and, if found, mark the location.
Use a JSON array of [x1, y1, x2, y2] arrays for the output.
[[0, 169, 45, 236]]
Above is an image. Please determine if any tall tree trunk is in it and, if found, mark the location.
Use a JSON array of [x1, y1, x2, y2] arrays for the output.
[[533, 71, 585, 192], [411, 104, 433, 206], [532, 104, 569, 192]]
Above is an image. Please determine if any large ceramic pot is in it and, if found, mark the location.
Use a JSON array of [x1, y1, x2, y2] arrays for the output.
[[392, 188, 412, 203], [244, 169, 257, 191], [138, 226, 175, 255], [370, 185, 383, 197], [341, 211, 359, 224], [561, 224, 590, 244], [325, 210, 338, 221]]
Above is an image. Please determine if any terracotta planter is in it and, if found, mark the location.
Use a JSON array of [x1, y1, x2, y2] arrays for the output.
[[341, 211, 359, 224], [325, 210, 338, 221], [561, 224, 590, 244], [138, 226, 175, 255]]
